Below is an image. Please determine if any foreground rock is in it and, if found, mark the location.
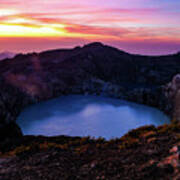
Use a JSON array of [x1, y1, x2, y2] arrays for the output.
[[0, 122, 22, 141], [1, 123, 180, 179]]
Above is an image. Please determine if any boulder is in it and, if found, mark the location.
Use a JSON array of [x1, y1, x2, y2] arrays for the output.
[[165, 74, 180, 121], [0, 122, 23, 141]]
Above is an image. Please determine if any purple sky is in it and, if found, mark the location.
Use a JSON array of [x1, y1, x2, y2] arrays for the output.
[[0, 0, 180, 55]]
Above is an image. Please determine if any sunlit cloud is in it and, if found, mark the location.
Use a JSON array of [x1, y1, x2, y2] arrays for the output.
[[4, 17, 38, 24], [0, 9, 18, 16], [0, 24, 66, 37]]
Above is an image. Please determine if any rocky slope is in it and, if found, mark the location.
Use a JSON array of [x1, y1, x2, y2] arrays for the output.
[[165, 74, 180, 121]]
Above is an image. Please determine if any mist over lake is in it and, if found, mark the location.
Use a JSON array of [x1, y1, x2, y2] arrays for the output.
[[17, 95, 170, 139]]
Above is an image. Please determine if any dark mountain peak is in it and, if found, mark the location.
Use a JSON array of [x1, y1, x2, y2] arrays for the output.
[[83, 42, 104, 48], [82, 42, 128, 56]]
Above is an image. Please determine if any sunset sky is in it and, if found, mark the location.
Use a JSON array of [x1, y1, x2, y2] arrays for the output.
[[0, 0, 180, 55]]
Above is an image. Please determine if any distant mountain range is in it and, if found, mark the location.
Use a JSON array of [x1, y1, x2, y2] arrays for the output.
[[0, 51, 16, 61]]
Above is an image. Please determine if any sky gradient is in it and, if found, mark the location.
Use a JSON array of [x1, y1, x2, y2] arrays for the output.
[[0, 0, 180, 55]]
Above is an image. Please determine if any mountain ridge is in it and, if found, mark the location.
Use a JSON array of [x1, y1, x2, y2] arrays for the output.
[[2, 42, 179, 63], [0, 51, 16, 61]]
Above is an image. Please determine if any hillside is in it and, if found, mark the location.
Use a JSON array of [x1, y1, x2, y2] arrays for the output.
[[0, 42, 180, 179], [1, 123, 180, 179]]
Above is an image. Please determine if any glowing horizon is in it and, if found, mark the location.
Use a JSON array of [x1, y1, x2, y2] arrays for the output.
[[0, 0, 180, 55]]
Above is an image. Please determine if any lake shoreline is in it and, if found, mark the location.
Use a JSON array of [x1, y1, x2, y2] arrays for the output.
[[1, 123, 180, 179]]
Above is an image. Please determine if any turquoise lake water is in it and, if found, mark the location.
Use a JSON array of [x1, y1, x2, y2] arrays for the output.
[[17, 95, 170, 139]]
